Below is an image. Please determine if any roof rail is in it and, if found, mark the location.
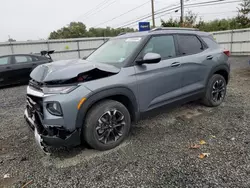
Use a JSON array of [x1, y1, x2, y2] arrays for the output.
[[150, 27, 199, 32]]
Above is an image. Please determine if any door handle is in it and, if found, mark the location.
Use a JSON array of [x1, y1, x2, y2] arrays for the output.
[[6, 66, 11, 69], [206, 55, 213, 60], [171, 62, 181, 67]]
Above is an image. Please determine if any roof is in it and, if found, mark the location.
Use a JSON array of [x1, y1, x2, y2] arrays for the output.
[[115, 27, 210, 39]]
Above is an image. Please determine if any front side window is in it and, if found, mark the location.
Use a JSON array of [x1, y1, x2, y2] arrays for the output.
[[142, 35, 176, 59], [177, 35, 203, 55], [87, 37, 143, 66], [0, 57, 9, 65], [15, 56, 32, 64]]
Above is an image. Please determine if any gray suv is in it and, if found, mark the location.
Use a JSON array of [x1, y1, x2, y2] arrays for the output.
[[24, 28, 230, 153]]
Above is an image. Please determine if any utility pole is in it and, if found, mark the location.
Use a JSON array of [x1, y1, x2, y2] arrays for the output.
[[180, 0, 184, 26], [151, 0, 155, 28]]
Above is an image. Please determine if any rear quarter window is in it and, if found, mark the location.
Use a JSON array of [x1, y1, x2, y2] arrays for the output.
[[202, 36, 219, 48], [31, 56, 39, 61], [38, 56, 48, 61]]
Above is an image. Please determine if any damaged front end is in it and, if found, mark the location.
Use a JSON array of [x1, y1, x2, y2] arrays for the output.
[[44, 67, 118, 86], [24, 93, 81, 154], [24, 59, 120, 153]]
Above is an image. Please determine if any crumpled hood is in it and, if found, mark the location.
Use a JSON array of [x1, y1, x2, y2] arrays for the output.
[[30, 59, 120, 82]]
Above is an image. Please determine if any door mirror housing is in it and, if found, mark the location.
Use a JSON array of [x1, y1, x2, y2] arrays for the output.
[[137, 53, 161, 65]]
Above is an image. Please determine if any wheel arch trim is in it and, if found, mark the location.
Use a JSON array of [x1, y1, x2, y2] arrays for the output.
[[75, 87, 139, 128], [207, 64, 230, 85]]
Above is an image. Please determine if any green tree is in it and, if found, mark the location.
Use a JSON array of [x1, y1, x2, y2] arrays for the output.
[[49, 0, 250, 40], [49, 22, 136, 39], [184, 11, 198, 27], [7, 38, 16, 42], [161, 0, 250, 32], [161, 11, 198, 28], [236, 0, 250, 28], [161, 18, 180, 27], [238, 0, 250, 15], [49, 22, 87, 39]]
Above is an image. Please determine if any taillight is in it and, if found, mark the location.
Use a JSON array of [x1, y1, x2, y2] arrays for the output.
[[223, 50, 230, 57]]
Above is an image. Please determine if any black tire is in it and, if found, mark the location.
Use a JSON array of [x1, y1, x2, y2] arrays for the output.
[[202, 74, 227, 107], [83, 100, 131, 151]]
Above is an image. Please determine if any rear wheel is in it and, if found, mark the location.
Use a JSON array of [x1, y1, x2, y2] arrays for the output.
[[83, 100, 131, 151], [202, 74, 227, 107]]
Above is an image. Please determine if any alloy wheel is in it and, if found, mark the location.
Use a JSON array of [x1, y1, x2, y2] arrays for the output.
[[212, 79, 226, 103], [96, 109, 126, 144]]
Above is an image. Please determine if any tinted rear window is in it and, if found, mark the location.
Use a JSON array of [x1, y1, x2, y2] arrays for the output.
[[177, 35, 203, 55]]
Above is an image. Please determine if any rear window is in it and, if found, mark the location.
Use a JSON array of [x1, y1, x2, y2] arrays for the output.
[[177, 35, 204, 55]]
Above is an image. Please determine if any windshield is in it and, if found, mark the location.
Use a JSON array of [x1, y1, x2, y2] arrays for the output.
[[87, 37, 142, 65]]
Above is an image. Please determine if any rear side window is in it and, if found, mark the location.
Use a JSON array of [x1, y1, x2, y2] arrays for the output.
[[15, 56, 32, 63], [0, 57, 9, 65], [177, 35, 203, 55], [31, 56, 39, 61], [143, 35, 176, 59]]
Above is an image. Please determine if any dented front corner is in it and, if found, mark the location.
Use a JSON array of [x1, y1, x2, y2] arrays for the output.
[[41, 128, 81, 148]]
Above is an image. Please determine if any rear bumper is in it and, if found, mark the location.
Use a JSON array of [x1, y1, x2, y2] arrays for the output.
[[24, 109, 81, 149]]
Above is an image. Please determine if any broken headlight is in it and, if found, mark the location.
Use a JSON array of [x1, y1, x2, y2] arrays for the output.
[[46, 102, 63, 116], [43, 85, 79, 94]]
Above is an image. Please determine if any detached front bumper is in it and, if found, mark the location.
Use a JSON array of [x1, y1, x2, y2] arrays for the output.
[[24, 108, 81, 150], [24, 84, 90, 152]]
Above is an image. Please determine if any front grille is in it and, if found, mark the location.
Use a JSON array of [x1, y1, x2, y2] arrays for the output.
[[29, 80, 43, 92], [27, 95, 43, 115], [26, 94, 44, 134]]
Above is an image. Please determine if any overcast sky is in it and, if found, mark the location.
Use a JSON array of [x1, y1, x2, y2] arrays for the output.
[[0, 0, 240, 42]]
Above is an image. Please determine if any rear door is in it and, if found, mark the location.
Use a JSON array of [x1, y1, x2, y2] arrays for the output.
[[0, 56, 12, 86], [175, 34, 210, 95], [31, 55, 50, 66], [134, 35, 184, 112], [12, 55, 34, 82]]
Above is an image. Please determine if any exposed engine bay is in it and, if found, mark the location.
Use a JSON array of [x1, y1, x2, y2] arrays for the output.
[[29, 59, 120, 85], [44, 68, 117, 85]]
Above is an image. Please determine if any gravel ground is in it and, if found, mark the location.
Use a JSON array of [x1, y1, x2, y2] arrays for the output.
[[0, 57, 250, 188]]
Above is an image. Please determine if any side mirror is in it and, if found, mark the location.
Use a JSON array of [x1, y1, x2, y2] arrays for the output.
[[137, 53, 161, 65]]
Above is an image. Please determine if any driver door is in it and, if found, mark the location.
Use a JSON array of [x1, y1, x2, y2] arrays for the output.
[[134, 35, 184, 112]]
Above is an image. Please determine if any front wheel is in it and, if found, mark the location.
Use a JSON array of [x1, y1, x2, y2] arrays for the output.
[[202, 74, 227, 107], [83, 100, 131, 151]]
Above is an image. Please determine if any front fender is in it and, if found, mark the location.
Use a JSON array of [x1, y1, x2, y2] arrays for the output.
[[75, 87, 139, 128]]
